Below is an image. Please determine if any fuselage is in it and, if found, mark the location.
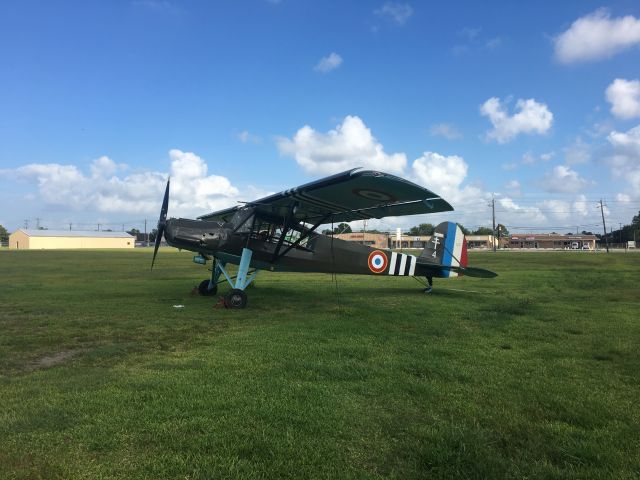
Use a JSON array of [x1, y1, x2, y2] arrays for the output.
[[163, 217, 444, 278]]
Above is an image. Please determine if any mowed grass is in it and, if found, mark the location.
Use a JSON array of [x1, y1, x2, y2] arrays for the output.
[[0, 249, 639, 479]]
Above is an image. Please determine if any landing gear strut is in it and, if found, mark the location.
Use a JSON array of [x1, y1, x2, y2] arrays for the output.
[[424, 276, 433, 294], [207, 248, 258, 309]]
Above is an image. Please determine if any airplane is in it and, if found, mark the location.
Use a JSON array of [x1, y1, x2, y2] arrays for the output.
[[151, 168, 497, 308]]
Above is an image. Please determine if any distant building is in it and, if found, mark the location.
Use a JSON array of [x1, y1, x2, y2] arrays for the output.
[[332, 232, 390, 249], [507, 233, 597, 250], [332, 232, 496, 250], [9, 229, 135, 250]]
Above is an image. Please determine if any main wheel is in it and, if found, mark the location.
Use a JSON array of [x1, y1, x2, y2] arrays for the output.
[[198, 279, 217, 296], [224, 289, 248, 309]]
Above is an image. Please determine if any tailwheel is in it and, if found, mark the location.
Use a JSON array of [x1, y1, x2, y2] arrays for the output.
[[424, 276, 433, 294], [224, 289, 248, 309], [198, 279, 218, 296]]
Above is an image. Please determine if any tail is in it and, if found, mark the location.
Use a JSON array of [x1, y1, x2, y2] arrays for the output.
[[420, 221, 497, 278]]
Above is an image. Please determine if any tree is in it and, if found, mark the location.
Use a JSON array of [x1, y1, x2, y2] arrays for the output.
[[408, 223, 434, 236], [149, 228, 158, 242], [633, 210, 640, 226], [472, 227, 494, 235], [336, 223, 352, 234], [497, 224, 509, 236], [457, 224, 470, 235], [321, 223, 352, 235], [0, 224, 8, 243], [127, 228, 140, 236]]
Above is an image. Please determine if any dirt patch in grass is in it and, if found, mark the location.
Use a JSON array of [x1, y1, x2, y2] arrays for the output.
[[26, 349, 83, 371]]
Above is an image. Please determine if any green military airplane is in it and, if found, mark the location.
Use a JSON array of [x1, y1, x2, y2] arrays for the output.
[[152, 168, 496, 308]]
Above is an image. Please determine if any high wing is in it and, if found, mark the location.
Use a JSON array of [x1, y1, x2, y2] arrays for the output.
[[198, 168, 453, 223]]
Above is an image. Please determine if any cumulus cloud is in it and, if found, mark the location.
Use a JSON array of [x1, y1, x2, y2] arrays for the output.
[[497, 197, 547, 225], [606, 78, 640, 119], [276, 115, 407, 175], [480, 97, 553, 143], [607, 124, 640, 194], [541, 165, 591, 193], [429, 123, 462, 139], [6, 150, 240, 217], [313, 52, 343, 73], [554, 9, 640, 63], [411, 152, 488, 206], [374, 2, 413, 26]]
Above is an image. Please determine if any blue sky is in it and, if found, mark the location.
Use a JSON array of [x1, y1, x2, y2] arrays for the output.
[[1, 0, 640, 233]]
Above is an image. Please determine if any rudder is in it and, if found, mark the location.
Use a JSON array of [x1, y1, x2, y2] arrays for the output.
[[419, 221, 468, 277]]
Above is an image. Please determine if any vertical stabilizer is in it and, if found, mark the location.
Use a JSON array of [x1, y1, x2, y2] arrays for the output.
[[419, 222, 468, 277]]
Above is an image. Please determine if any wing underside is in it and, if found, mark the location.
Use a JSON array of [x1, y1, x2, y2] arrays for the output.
[[199, 169, 453, 223]]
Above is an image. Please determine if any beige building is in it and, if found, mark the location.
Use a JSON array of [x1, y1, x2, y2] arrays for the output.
[[507, 233, 597, 250], [332, 232, 497, 250], [9, 229, 135, 249], [332, 232, 390, 249], [389, 234, 496, 250]]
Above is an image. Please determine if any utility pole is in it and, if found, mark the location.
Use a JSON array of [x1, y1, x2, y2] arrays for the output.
[[97, 223, 101, 231], [69, 223, 72, 231], [144, 218, 147, 246], [599, 199, 609, 253], [36, 217, 41, 229], [24, 219, 29, 229], [362, 219, 367, 245], [491, 196, 496, 252], [619, 223, 622, 244]]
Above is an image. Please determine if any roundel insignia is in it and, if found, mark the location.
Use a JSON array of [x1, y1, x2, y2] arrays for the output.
[[353, 188, 397, 202], [367, 250, 388, 274]]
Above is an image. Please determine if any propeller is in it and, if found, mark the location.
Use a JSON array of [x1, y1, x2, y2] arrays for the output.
[[151, 177, 170, 270]]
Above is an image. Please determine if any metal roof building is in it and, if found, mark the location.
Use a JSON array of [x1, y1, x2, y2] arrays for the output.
[[9, 229, 134, 250]]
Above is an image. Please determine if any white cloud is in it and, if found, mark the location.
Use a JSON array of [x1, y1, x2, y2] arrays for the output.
[[429, 123, 462, 139], [411, 152, 488, 206], [374, 2, 413, 26], [521, 152, 535, 165], [564, 137, 591, 165], [573, 194, 590, 217], [606, 78, 640, 119], [540, 199, 571, 220], [541, 165, 591, 193], [480, 97, 553, 143], [237, 130, 262, 144], [540, 152, 555, 162], [6, 150, 241, 217], [607, 124, 640, 194], [276, 115, 407, 175], [554, 9, 640, 63], [485, 37, 502, 49], [313, 52, 343, 73], [502, 162, 518, 171], [497, 197, 547, 225]]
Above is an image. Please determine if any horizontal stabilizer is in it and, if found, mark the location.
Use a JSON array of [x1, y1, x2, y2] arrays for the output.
[[447, 265, 498, 278]]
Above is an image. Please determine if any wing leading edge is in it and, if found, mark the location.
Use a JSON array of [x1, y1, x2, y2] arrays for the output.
[[198, 169, 454, 223]]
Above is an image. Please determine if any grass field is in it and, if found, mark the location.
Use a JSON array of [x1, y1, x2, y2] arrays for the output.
[[1, 249, 639, 479]]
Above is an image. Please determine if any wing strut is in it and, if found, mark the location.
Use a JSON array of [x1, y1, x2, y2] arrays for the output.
[[271, 213, 330, 263], [271, 202, 298, 262]]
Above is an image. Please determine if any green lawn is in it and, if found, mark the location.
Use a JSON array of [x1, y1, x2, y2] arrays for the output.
[[1, 249, 638, 479]]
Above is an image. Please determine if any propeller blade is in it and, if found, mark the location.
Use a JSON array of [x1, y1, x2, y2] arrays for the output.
[[151, 225, 163, 270], [151, 177, 170, 270]]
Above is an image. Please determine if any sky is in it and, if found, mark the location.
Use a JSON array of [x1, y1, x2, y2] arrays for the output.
[[1, 0, 640, 234]]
